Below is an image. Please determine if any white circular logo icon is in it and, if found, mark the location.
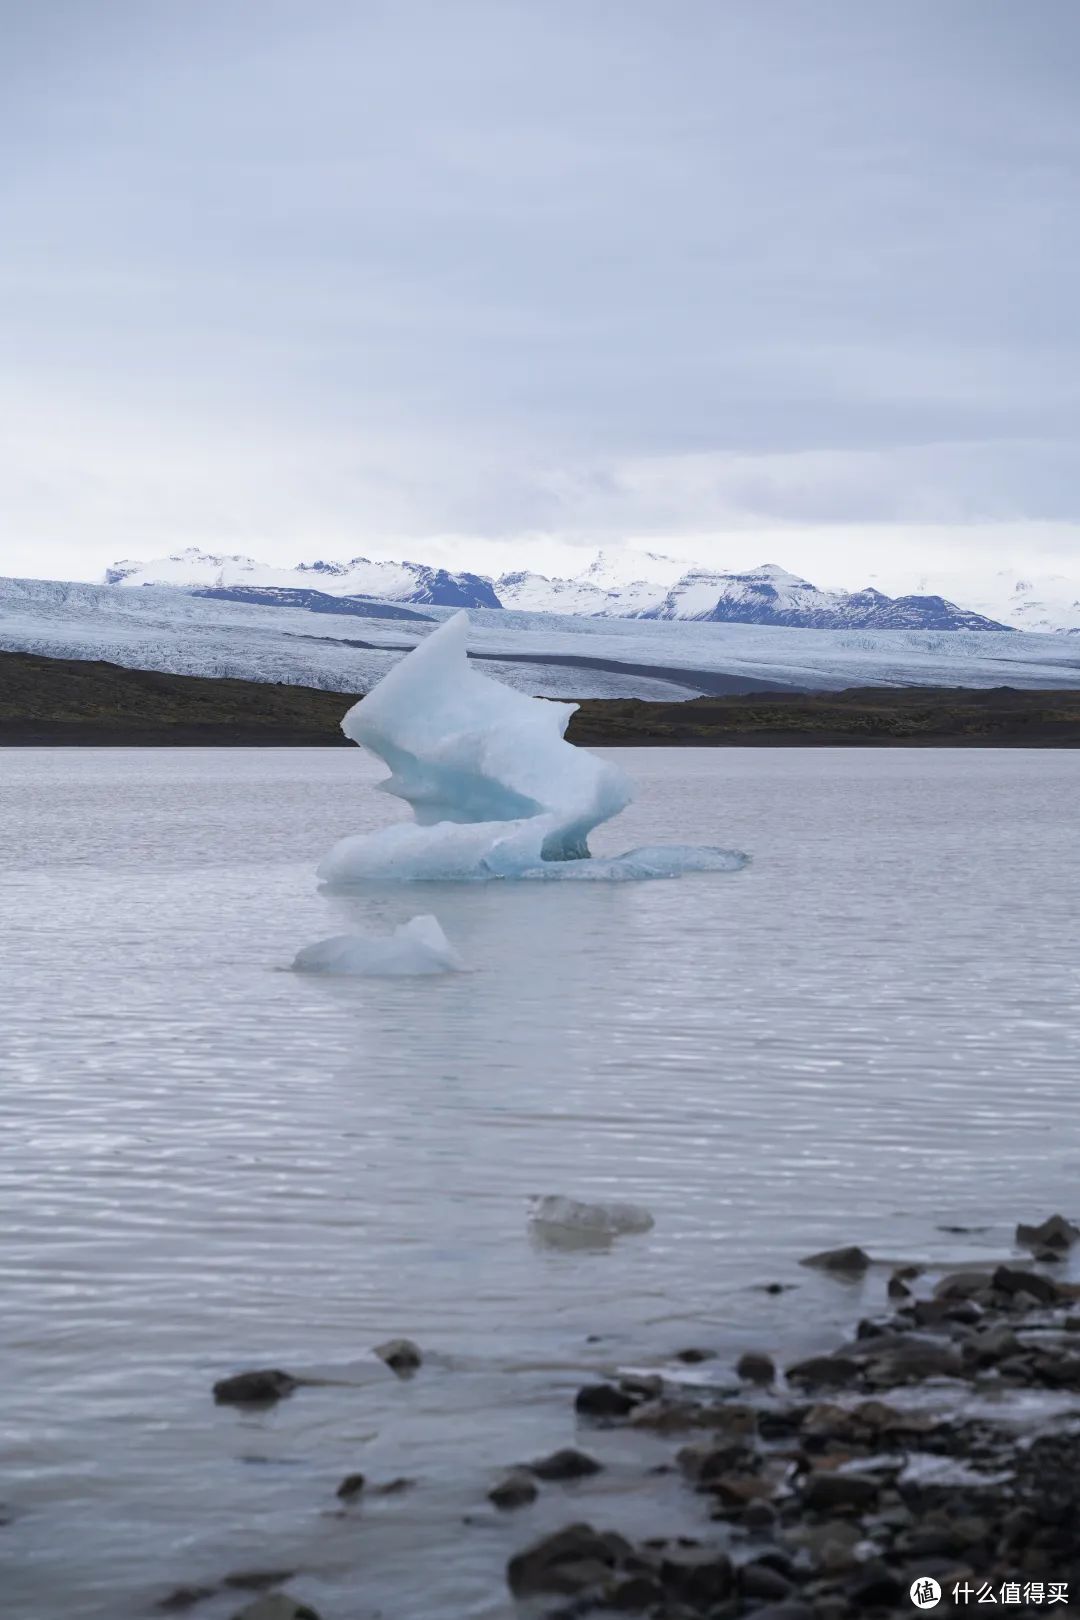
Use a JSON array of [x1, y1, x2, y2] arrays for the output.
[[910, 1577, 942, 1609]]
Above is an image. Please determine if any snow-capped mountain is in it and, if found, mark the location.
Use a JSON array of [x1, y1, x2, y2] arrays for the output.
[[106, 547, 501, 609], [897, 571, 1080, 635], [104, 546, 1032, 632], [641, 564, 1010, 631]]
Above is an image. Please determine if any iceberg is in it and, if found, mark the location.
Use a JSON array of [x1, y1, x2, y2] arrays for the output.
[[317, 610, 748, 884], [291, 914, 464, 976]]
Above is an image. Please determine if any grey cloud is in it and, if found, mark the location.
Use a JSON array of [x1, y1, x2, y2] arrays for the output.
[[1, 0, 1079, 578]]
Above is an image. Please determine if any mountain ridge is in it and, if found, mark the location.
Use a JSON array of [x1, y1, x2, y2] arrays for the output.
[[104, 546, 1027, 633]]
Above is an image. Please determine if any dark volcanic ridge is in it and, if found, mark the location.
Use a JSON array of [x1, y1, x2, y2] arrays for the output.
[[3, 648, 1080, 746]]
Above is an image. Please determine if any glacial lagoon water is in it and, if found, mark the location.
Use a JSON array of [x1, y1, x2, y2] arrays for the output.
[[3, 746, 1080, 1620]]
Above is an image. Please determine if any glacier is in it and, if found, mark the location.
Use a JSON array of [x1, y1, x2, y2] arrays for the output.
[[316, 610, 749, 884], [291, 914, 465, 976]]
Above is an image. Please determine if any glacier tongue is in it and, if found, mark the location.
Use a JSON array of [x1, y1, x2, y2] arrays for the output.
[[317, 609, 747, 884]]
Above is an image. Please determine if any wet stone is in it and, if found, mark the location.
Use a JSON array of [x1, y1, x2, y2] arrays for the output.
[[799, 1245, 871, 1275], [213, 1369, 298, 1407], [785, 1354, 860, 1389], [1016, 1214, 1079, 1251], [488, 1471, 538, 1510], [374, 1337, 423, 1375], [658, 1546, 734, 1606], [335, 1473, 365, 1501], [606, 1572, 664, 1610], [735, 1351, 775, 1385], [991, 1266, 1059, 1305], [506, 1524, 629, 1598], [739, 1560, 794, 1601], [529, 1447, 603, 1481], [800, 1470, 880, 1514], [574, 1383, 637, 1419]]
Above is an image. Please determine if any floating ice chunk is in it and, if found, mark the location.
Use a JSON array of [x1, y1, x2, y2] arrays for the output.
[[528, 1195, 656, 1237], [317, 610, 748, 885], [291, 915, 464, 977]]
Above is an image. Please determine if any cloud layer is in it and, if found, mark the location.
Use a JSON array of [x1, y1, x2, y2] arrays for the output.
[[2, 0, 1078, 584]]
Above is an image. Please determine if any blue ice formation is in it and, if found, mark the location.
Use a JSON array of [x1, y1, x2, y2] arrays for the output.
[[316, 610, 748, 884]]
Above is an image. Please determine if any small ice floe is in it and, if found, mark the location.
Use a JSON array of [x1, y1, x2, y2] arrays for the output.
[[527, 1195, 655, 1249], [291, 915, 464, 977]]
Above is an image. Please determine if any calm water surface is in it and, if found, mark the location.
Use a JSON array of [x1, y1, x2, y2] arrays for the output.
[[3, 747, 1079, 1620]]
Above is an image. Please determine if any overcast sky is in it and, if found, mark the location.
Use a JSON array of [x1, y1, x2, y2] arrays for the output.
[[2, 0, 1079, 588]]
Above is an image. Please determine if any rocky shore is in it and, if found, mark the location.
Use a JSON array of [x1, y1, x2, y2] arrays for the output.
[[186, 1217, 1080, 1620]]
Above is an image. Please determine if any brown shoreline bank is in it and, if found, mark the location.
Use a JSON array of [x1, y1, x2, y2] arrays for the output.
[[4, 648, 1080, 747]]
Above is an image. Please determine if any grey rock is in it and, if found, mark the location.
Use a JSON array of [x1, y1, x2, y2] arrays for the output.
[[574, 1383, 637, 1419], [799, 1245, 871, 1275], [213, 1369, 297, 1406], [605, 1572, 665, 1609], [991, 1265, 1059, 1304], [659, 1546, 733, 1605], [673, 1346, 716, 1363], [800, 1471, 880, 1513], [1016, 1214, 1079, 1251], [785, 1354, 860, 1389], [506, 1523, 629, 1597], [488, 1471, 538, 1510], [863, 1336, 964, 1384], [934, 1271, 995, 1301], [374, 1337, 423, 1374], [676, 1441, 755, 1486], [528, 1447, 603, 1481], [963, 1323, 1022, 1366], [739, 1560, 793, 1600], [735, 1351, 775, 1385]]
